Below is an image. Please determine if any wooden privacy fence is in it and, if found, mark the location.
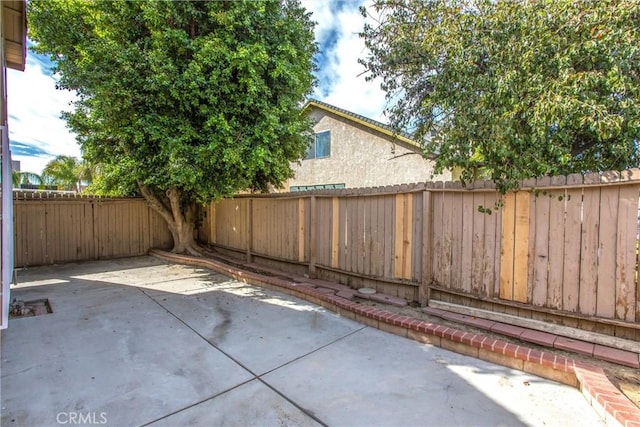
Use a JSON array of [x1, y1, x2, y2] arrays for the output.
[[203, 170, 640, 337], [14, 193, 172, 267]]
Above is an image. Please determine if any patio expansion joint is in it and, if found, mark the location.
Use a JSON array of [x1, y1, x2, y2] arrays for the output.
[[150, 249, 640, 427], [138, 286, 333, 427]]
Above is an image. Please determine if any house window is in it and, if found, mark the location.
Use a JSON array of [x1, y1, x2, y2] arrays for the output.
[[305, 131, 331, 159]]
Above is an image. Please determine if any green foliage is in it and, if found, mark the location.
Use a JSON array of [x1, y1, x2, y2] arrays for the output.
[[360, 0, 640, 192], [28, 0, 317, 205], [42, 155, 82, 191]]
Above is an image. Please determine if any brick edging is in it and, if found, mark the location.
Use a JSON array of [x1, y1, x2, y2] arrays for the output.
[[149, 250, 640, 427]]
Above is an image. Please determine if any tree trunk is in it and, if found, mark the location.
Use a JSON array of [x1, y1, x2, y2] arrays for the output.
[[138, 182, 203, 256]]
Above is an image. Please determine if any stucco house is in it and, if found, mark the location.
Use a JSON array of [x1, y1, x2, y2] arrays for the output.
[[283, 99, 450, 192]]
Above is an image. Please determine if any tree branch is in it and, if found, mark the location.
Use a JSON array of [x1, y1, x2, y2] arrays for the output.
[[137, 180, 175, 231]]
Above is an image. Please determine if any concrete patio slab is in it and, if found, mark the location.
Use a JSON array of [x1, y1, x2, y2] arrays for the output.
[[2, 257, 607, 427]]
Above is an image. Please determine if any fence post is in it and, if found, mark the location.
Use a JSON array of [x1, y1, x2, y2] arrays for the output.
[[420, 189, 432, 306], [246, 199, 252, 263]]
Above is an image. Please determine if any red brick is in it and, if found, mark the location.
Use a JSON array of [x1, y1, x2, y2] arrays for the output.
[[594, 345, 640, 368], [491, 340, 508, 353], [515, 346, 532, 360], [605, 402, 640, 416], [502, 343, 520, 358], [490, 322, 525, 338], [394, 315, 409, 326], [589, 385, 625, 400], [599, 393, 635, 408], [461, 316, 497, 330], [451, 330, 467, 342], [613, 411, 640, 427], [470, 335, 488, 348], [554, 336, 595, 356], [415, 321, 431, 333], [455, 331, 470, 343], [553, 355, 570, 372], [401, 318, 417, 328], [434, 326, 451, 338], [520, 329, 557, 347], [526, 349, 544, 364]]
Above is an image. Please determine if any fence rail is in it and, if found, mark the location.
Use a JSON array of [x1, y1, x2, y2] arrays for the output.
[[14, 195, 172, 267], [204, 171, 640, 338]]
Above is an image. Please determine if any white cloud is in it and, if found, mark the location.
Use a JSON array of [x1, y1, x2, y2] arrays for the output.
[[6, 52, 80, 174], [302, 0, 388, 123]]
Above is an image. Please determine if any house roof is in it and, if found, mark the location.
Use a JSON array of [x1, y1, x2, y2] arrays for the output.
[[303, 99, 421, 149]]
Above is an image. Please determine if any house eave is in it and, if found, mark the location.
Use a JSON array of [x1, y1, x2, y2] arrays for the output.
[[2, 0, 27, 72]]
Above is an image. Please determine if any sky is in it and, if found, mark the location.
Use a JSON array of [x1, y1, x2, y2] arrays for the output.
[[6, 0, 387, 175]]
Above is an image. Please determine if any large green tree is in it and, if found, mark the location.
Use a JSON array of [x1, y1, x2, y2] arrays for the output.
[[360, 0, 640, 192], [29, 0, 317, 254]]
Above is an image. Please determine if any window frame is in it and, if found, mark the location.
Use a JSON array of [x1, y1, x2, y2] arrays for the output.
[[305, 130, 331, 160]]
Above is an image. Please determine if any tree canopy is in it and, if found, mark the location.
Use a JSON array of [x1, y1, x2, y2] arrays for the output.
[[360, 0, 640, 192], [29, 0, 317, 253]]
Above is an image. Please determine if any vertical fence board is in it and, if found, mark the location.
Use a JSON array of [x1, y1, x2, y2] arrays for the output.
[[404, 194, 413, 280], [615, 185, 638, 321], [481, 191, 497, 298], [532, 177, 551, 306], [547, 183, 567, 309], [298, 198, 305, 262], [513, 191, 530, 303], [338, 198, 347, 272], [357, 196, 366, 275], [441, 193, 454, 287], [499, 193, 516, 300], [471, 190, 485, 295], [432, 191, 444, 286], [579, 185, 600, 316], [412, 192, 423, 283], [597, 186, 619, 318], [331, 197, 339, 268], [421, 190, 433, 304], [493, 196, 503, 297], [563, 176, 583, 312], [461, 193, 474, 293], [345, 198, 355, 273], [370, 196, 382, 277], [394, 194, 404, 278], [450, 193, 463, 290]]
